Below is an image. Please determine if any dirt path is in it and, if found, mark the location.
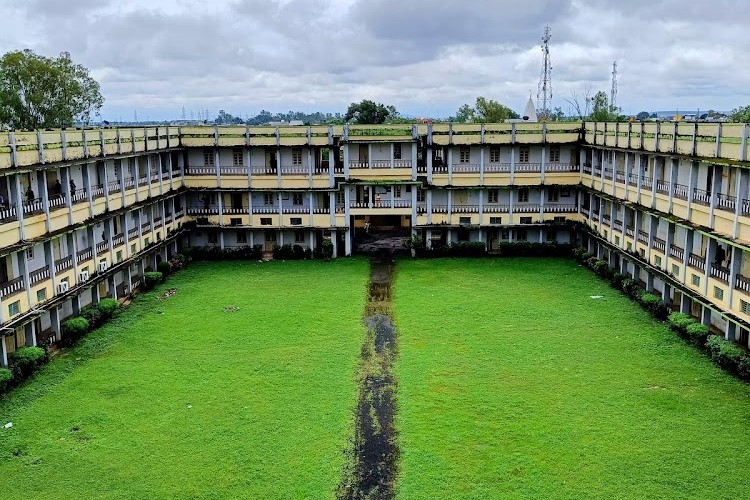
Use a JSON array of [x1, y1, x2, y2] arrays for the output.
[[338, 258, 399, 499]]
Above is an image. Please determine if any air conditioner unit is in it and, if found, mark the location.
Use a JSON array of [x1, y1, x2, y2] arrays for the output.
[[79, 270, 89, 282], [99, 261, 108, 272], [58, 281, 69, 293]]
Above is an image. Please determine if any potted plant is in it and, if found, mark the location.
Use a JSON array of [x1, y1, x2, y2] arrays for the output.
[[405, 234, 423, 257]]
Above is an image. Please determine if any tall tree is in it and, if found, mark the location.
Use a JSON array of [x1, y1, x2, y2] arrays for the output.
[[452, 97, 519, 123], [589, 91, 618, 121], [344, 100, 395, 124], [729, 105, 750, 123], [0, 50, 103, 130]]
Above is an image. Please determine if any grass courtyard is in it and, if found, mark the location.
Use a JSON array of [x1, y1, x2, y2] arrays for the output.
[[393, 258, 750, 499], [2, 257, 750, 499], [0, 260, 368, 499]]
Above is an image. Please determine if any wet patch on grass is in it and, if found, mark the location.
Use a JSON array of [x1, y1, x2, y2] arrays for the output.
[[339, 259, 399, 499]]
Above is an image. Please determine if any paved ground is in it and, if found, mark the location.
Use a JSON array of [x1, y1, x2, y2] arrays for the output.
[[355, 232, 410, 254]]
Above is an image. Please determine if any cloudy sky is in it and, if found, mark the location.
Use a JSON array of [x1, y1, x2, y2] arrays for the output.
[[2, 0, 748, 120]]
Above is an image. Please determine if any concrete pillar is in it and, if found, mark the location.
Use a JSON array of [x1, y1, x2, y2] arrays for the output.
[[50, 307, 61, 342], [680, 294, 691, 314], [0, 335, 6, 367], [662, 282, 672, 304], [344, 229, 352, 256], [701, 306, 711, 327], [725, 321, 737, 342]]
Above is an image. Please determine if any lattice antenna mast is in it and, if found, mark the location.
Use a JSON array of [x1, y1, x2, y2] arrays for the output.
[[537, 26, 552, 117], [610, 61, 618, 112]]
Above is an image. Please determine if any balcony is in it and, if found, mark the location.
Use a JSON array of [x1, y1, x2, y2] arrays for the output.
[[96, 241, 109, 255], [453, 164, 480, 173], [687, 252, 706, 271], [91, 184, 105, 199], [613, 219, 623, 231], [625, 226, 635, 238], [29, 265, 50, 285], [0, 276, 25, 299], [486, 162, 511, 173], [280, 165, 307, 175], [76, 247, 93, 264], [693, 188, 711, 207], [627, 174, 638, 187], [107, 180, 122, 194], [516, 162, 542, 173], [715, 193, 736, 213], [603, 168, 613, 180], [637, 229, 649, 244], [735, 274, 750, 294], [350, 160, 412, 169], [655, 180, 670, 195], [54, 255, 73, 273], [710, 263, 729, 284], [23, 197, 45, 216], [546, 204, 578, 213], [669, 244, 684, 260], [515, 204, 541, 213], [546, 163, 579, 172], [652, 237, 666, 253], [673, 184, 689, 201], [484, 204, 510, 213]]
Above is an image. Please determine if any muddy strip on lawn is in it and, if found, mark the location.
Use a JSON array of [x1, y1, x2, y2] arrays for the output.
[[338, 257, 399, 500]]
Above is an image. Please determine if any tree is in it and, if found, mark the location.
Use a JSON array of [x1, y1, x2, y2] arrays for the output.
[[550, 107, 565, 121], [452, 97, 519, 123], [563, 87, 593, 120], [0, 49, 103, 130], [729, 105, 750, 123], [344, 100, 395, 124], [215, 109, 244, 125], [636, 111, 650, 120], [589, 91, 619, 121]]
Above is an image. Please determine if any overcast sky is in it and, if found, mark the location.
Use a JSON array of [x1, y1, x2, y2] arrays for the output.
[[2, 0, 748, 120]]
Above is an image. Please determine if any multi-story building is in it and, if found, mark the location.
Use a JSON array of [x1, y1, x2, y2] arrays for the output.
[[1, 121, 749, 366]]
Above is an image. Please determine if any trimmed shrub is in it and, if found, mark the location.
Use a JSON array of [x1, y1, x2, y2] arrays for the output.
[[97, 298, 120, 321], [157, 261, 173, 276], [592, 259, 608, 276], [572, 246, 588, 262], [80, 303, 105, 328], [169, 253, 192, 270], [10, 346, 47, 379], [61, 316, 90, 346], [621, 279, 642, 299], [685, 323, 710, 347], [292, 244, 305, 260], [611, 272, 627, 289], [143, 271, 163, 290], [322, 239, 334, 260], [639, 292, 670, 320], [668, 312, 696, 336], [582, 252, 594, 261], [0, 367, 13, 394], [706, 335, 750, 380]]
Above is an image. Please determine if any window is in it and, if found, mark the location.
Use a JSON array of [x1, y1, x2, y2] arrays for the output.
[[655, 255, 662, 267], [131, 244, 136, 254], [459, 147, 470, 163], [295, 230, 305, 243], [393, 144, 402, 160], [547, 189, 559, 202], [692, 274, 701, 286], [264, 192, 275, 205], [237, 230, 247, 243], [714, 287, 724, 300], [547, 230, 557, 241], [487, 189, 499, 203], [549, 146, 561, 163], [261, 218, 272, 226], [232, 150, 244, 166], [519, 146, 530, 163], [8, 300, 20, 317], [292, 148, 303, 166], [292, 193, 303, 205], [518, 188, 529, 203], [116, 251, 122, 262], [265, 230, 276, 242], [742, 300, 750, 315], [501, 230, 509, 239], [459, 217, 471, 225], [208, 232, 217, 244], [520, 216, 532, 224], [36, 288, 46, 302], [553, 216, 566, 224], [290, 217, 302, 225], [203, 150, 214, 167], [672, 264, 680, 275], [516, 229, 528, 241], [627, 242, 632, 251], [490, 147, 500, 163], [230, 218, 241, 226], [615, 235, 620, 245], [416, 189, 425, 202], [490, 217, 502, 224], [144, 237, 150, 246], [336, 191, 345, 204], [26, 247, 33, 259]]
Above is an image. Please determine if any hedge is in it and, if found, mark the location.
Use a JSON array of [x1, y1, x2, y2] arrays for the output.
[[62, 316, 90, 345], [686, 323, 711, 347], [97, 298, 120, 320], [10, 346, 47, 379], [0, 367, 13, 394], [157, 261, 173, 276], [143, 271, 163, 290], [706, 335, 750, 381], [272, 244, 312, 260], [184, 245, 263, 261]]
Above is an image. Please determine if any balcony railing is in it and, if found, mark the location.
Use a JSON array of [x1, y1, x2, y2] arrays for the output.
[[710, 264, 729, 284], [220, 166, 248, 176], [486, 162, 511, 173], [76, 247, 93, 263], [515, 204, 541, 213], [0, 276, 25, 299], [625, 226, 635, 238], [715, 193, 736, 212], [96, 241, 109, 255], [29, 266, 50, 285], [546, 203, 578, 213], [673, 184, 689, 201], [652, 237, 666, 253], [637, 229, 649, 244], [186, 166, 215, 175], [113, 233, 125, 246], [641, 177, 653, 190], [670, 244, 684, 260], [516, 162, 542, 173], [615, 172, 625, 183], [693, 188, 711, 206], [71, 188, 88, 204], [603, 167, 613, 180], [91, 184, 105, 199], [453, 163, 481, 173], [54, 255, 73, 273], [108, 180, 122, 193], [546, 163, 579, 172], [582, 163, 592, 175], [735, 274, 750, 294], [187, 206, 219, 215], [280, 165, 307, 175], [452, 205, 479, 214], [432, 204, 448, 213], [123, 177, 136, 190], [128, 228, 139, 240], [655, 180, 670, 195], [613, 219, 623, 231], [23, 197, 45, 215], [688, 252, 705, 271], [627, 174, 639, 187], [484, 204, 510, 213]]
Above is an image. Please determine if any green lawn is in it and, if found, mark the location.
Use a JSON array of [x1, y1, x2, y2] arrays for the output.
[[0, 260, 368, 499], [393, 258, 750, 499]]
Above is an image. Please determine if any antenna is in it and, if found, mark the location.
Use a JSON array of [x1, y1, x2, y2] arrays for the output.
[[537, 26, 552, 119], [181, 106, 186, 120], [610, 61, 618, 112]]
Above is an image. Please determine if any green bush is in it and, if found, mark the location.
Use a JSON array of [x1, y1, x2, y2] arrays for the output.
[[0, 367, 13, 393], [97, 298, 120, 321], [706, 335, 750, 380], [10, 346, 47, 379], [668, 312, 696, 335], [572, 246, 588, 262], [685, 323, 711, 347], [592, 259, 608, 276], [169, 252, 192, 270], [582, 252, 594, 261], [61, 316, 90, 346], [585, 256, 598, 268], [157, 261, 173, 276], [322, 239, 334, 259], [611, 272, 628, 289], [80, 303, 104, 328], [621, 279, 642, 299], [141, 271, 163, 291]]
